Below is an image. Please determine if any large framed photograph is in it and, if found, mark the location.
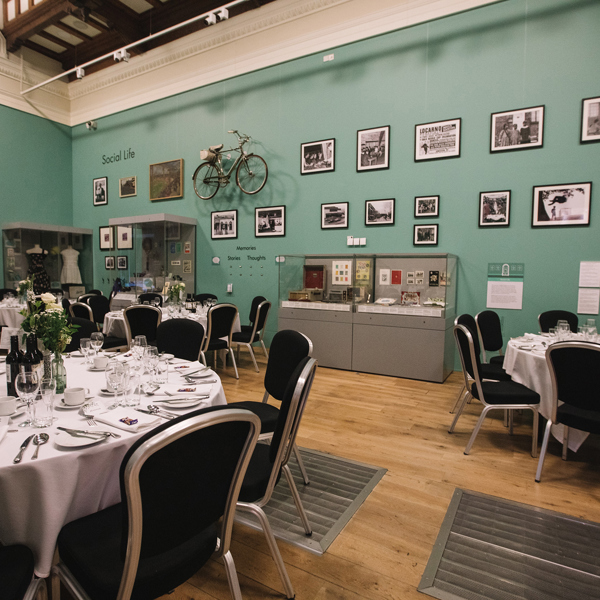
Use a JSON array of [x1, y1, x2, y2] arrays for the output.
[[212, 210, 238, 239], [415, 195, 439, 218], [415, 118, 460, 161], [117, 256, 128, 270], [119, 176, 137, 198], [105, 256, 115, 270], [365, 199, 395, 226], [99, 226, 114, 251], [581, 96, 600, 143], [479, 190, 511, 227], [116, 225, 133, 249], [255, 205, 285, 237], [532, 182, 592, 227], [301, 139, 335, 174], [321, 202, 348, 229], [414, 224, 438, 246], [490, 105, 544, 152], [357, 125, 390, 171], [93, 177, 108, 206], [149, 159, 183, 201]]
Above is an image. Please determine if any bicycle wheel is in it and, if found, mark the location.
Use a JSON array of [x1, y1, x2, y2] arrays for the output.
[[193, 162, 220, 199], [236, 154, 268, 195]]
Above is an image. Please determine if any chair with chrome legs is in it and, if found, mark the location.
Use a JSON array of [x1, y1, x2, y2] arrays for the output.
[[232, 299, 271, 372], [156, 319, 205, 362], [0, 544, 47, 600], [69, 302, 95, 323], [475, 309, 506, 366], [123, 305, 162, 348], [538, 310, 578, 333], [236, 356, 318, 600], [200, 303, 239, 379]]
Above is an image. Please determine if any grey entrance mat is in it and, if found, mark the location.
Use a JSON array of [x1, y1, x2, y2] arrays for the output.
[[419, 489, 600, 600], [236, 446, 386, 554]]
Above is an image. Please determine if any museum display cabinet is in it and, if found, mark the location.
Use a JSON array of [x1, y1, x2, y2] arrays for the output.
[[278, 253, 457, 382]]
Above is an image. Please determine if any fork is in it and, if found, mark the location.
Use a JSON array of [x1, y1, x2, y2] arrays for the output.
[[86, 418, 122, 438]]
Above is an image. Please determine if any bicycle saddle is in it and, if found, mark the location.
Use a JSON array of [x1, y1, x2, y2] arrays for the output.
[[209, 144, 223, 151]]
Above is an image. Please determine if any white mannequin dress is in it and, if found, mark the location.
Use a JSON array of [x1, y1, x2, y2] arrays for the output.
[[60, 246, 82, 284]]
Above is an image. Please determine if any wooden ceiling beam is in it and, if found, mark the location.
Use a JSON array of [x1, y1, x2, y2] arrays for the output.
[[22, 38, 65, 60], [88, 0, 144, 45], [52, 20, 91, 42], [36, 29, 73, 50]]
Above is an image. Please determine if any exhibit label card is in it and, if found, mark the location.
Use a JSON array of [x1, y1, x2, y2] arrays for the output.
[[577, 288, 600, 314], [486, 280, 523, 310], [579, 261, 600, 288]]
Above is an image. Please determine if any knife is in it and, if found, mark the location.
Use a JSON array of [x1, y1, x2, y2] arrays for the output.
[[57, 427, 111, 439], [13, 435, 34, 463], [153, 395, 210, 403]]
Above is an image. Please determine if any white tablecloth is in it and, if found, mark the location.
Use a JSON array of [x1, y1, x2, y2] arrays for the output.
[[0, 355, 226, 577], [0, 304, 25, 328]]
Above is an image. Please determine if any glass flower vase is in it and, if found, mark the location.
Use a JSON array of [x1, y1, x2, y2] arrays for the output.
[[52, 352, 67, 394]]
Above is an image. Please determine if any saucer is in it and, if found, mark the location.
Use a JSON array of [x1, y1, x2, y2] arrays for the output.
[[58, 399, 86, 409], [87, 366, 106, 372]]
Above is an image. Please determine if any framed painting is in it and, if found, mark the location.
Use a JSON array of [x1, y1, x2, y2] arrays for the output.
[[119, 176, 137, 197], [149, 159, 183, 201]]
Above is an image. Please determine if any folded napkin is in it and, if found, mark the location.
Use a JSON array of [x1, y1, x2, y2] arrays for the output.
[[153, 382, 213, 397], [170, 361, 207, 373], [94, 407, 161, 432]]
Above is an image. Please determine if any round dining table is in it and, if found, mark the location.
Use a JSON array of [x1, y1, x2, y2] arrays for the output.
[[0, 353, 226, 577]]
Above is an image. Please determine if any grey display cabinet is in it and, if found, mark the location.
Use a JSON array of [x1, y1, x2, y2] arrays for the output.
[[278, 253, 457, 382]]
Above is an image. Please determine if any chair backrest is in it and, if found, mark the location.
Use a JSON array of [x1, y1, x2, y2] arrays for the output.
[[123, 305, 162, 347], [138, 292, 163, 307], [116, 406, 260, 600], [77, 293, 97, 304], [156, 319, 205, 362], [61, 297, 71, 312], [546, 341, 600, 423], [244, 300, 271, 343], [248, 295, 267, 325], [455, 314, 483, 359], [453, 324, 483, 398], [88, 289, 103, 295], [475, 310, 503, 358], [65, 317, 100, 352], [69, 301, 95, 323], [87, 294, 111, 324], [264, 330, 313, 401], [195, 293, 218, 304], [204, 304, 238, 346], [538, 310, 579, 333]]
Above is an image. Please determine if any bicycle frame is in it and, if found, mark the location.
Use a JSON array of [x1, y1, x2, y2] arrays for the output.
[[210, 135, 251, 180]]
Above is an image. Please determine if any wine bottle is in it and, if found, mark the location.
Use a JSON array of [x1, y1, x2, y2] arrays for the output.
[[6, 335, 22, 396], [21, 334, 42, 382]]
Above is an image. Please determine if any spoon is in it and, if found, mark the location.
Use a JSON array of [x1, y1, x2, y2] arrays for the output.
[[31, 433, 49, 459], [147, 405, 178, 419]]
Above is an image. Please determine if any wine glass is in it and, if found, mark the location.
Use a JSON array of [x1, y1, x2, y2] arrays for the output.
[[90, 332, 104, 357], [15, 371, 41, 428], [80, 338, 91, 364], [105, 360, 127, 407], [145, 346, 160, 382]]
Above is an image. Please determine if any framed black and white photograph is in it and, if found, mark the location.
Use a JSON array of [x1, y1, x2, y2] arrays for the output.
[[365, 199, 395, 226], [301, 139, 335, 174], [116, 225, 133, 249], [490, 105, 544, 152], [255, 205, 286, 237], [479, 190, 511, 227], [117, 256, 128, 270], [357, 125, 390, 171], [211, 210, 238, 239], [105, 256, 115, 270], [321, 202, 348, 229], [532, 182, 592, 227], [581, 96, 600, 143], [165, 222, 180, 241], [414, 224, 438, 246], [415, 118, 461, 161], [119, 176, 137, 198], [415, 195, 440, 218], [72, 233, 83, 250], [99, 226, 114, 251], [93, 177, 108, 206]]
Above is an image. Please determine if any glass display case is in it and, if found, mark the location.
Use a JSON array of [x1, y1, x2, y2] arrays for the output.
[[2, 222, 93, 296]]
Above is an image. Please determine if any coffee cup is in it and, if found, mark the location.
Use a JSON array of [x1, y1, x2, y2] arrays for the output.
[[0, 396, 17, 415], [63, 387, 85, 406], [93, 356, 109, 370]]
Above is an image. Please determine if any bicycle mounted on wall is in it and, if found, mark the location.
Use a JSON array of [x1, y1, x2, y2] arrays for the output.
[[192, 130, 268, 199]]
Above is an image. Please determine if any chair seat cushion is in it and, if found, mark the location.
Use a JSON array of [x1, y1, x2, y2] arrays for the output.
[[240, 324, 254, 334], [232, 331, 259, 344], [558, 404, 600, 435], [57, 503, 217, 600], [472, 380, 540, 405], [103, 336, 127, 349], [489, 355, 505, 367], [0, 545, 34, 600], [234, 401, 279, 433], [238, 443, 280, 503], [206, 339, 228, 351], [480, 363, 511, 382]]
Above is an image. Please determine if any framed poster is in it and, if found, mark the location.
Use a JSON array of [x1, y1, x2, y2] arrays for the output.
[[581, 96, 600, 143], [331, 260, 352, 285], [479, 191, 511, 227], [99, 226, 114, 251], [212, 210, 238, 239], [415, 118, 461, 161], [117, 225, 133, 249], [117, 256, 128, 270], [357, 125, 390, 171], [321, 202, 348, 229], [149, 159, 183, 201], [93, 177, 108, 206], [119, 176, 137, 198], [415, 196, 439, 218], [301, 138, 335, 174], [532, 182, 592, 227], [365, 199, 395, 225], [255, 205, 285, 237], [105, 256, 115, 270], [413, 224, 438, 246], [490, 105, 544, 152]]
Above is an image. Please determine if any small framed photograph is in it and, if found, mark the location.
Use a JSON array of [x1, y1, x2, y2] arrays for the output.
[[479, 190, 511, 227], [93, 177, 108, 206], [415, 118, 461, 161], [99, 226, 114, 251], [212, 210, 238, 239], [581, 97, 600, 143], [429, 271, 440, 286], [365, 199, 395, 226], [490, 105, 544, 152], [149, 159, 183, 201], [119, 176, 137, 198], [301, 139, 335, 174], [532, 182, 592, 227], [117, 225, 133, 249], [414, 224, 438, 245], [165, 222, 180, 241], [117, 256, 128, 270], [256, 205, 285, 237], [72, 233, 83, 250], [183, 260, 192, 274], [415, 195, 439, 218], [321, 202, 348, 229], [357, 125, 390, 171], [105, 256, 115, 270]]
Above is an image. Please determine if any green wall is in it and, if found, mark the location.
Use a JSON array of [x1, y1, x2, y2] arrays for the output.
[[69, 0, 600, 345]]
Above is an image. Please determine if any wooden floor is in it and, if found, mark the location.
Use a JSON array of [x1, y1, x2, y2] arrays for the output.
[[81, 353, 600, 600]]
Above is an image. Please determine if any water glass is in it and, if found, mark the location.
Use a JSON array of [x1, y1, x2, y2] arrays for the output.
[[155, 356, 169, 384], [35, 379, 56, 427], [105, 360, 129, 406], [145, 346, 160, 380], [556, 321, 570, 341], [90, 332, 104, 357], [80, 338, 92, 364]]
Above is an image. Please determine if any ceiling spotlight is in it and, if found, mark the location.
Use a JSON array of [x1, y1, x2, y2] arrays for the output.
[[76, 67, 85, 79], [205, 12, 217, 26], [113, 49, 130, 63], [216, 8, 229, 21]]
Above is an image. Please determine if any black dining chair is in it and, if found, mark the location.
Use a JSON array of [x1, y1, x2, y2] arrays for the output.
[[64, 317, 98, 353], [535, 341, 600, 482], [123, 305, 162, 347], [0, 544, 47, 600], [236, 356, 318, 600], [156, 319, 205, 362], [86, 294, 111, 329], [88, 289, 103, 296], [61, 297, 71, 312], [77, 293, 98, 304], [449, 323, 540, 455], [138, 292, 163, 307], [69, 302, 95, 323], [475, 310, 505, 366], [51, 406, 260, 600], [194, 293, 218, 305], [200, 303, 239, 379], [232, 299, 271, 372], [538, 310, 578, 333]]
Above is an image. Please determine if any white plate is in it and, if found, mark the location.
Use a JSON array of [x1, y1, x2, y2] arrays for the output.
[[55, 427, 109, 448], [150, 398, 206, 409], [162, 353, 175, 361], [7, 408, 26, 420], [184, 371, 215, 379]]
